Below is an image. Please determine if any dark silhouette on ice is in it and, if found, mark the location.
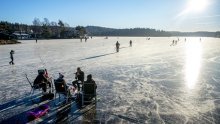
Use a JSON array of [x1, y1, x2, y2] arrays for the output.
[[130, 40, 132, 47], [116, 41, 120, 52], [9, 50, 14, 65]]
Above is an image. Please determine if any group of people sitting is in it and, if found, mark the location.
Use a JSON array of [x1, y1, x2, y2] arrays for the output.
[[33, 67, 97, 100]]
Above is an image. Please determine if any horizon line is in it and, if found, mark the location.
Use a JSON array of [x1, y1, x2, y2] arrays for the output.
[[0, 20, 219, 33]]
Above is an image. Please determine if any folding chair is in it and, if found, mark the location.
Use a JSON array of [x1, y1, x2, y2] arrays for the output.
[[54, 79, 70, 105], [82, 83, 97, 106]]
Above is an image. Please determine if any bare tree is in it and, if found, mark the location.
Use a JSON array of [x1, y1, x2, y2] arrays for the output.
[[75, 26, 86, 37], [43, 18, 50, 26], [57, 20, 65, 38], [32, 18, 41, 26], [50, 21, 57, 26], [58, 20, 64, 27], [32, 18, 42, 38]]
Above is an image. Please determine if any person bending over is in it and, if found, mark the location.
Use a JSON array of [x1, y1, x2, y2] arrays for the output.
[[34, 71, 51, 93]]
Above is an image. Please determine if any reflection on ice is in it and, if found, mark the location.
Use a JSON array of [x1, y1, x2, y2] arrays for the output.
[[185, 41, 202, 89]]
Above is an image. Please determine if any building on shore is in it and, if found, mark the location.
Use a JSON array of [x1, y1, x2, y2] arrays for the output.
[[11, 31, 31, 40]]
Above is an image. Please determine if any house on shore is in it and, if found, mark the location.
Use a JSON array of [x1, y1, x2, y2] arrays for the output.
[[0, 32, 20, 44], [11, 31, 31, 40]]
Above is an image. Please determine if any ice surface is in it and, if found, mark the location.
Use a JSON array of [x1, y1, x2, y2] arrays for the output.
[[0, 37, 220, 123]]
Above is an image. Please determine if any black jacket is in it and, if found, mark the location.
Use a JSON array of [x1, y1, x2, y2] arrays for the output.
[[34, 74, 48, 85], [75, 71, 84, 82], [85, 79, 97, 89]]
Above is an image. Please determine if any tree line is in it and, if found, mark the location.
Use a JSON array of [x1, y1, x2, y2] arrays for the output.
[[86, 26, 220, 37], [0, 18, 86, 39], [0, 19, 219, 40], [86, 26, 171, 37]]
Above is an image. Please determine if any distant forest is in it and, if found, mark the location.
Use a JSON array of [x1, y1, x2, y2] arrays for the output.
[[0, 18, 220, 40], [85, 26, 170, 37], [0, 18, 86, 39], [86, 26, 220, 37]]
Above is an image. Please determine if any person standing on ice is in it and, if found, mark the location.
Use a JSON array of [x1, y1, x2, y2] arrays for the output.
[[85, 37, 87, 42], [129, 40, 132, 47], [170, 40, 175, 46], [9, 50, 15, 65], [116, 41, 120, 52]]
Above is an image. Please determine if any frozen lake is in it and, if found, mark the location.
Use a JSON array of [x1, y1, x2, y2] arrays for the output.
[[0, 37, 220, 123]]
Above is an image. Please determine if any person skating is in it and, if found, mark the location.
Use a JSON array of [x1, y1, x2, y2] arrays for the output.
[[170, 40, 175, 46], [116, 41, 120, 52], [129, 40, 132, 47], [9, 50, 15, 65], [85, 37, 87, 42]]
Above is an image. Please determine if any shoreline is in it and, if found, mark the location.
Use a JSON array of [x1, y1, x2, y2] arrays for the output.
[[0, 40, 21, 45]]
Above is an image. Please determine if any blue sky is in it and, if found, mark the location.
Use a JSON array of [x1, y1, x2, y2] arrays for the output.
[[0, 0, 219, 32]]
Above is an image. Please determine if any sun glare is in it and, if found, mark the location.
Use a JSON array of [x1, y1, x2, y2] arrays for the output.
[[177, 0, 211, 17], [188, 0, 208, 12], [185, 40, 202, 89], [177, 0, 209, 17]]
